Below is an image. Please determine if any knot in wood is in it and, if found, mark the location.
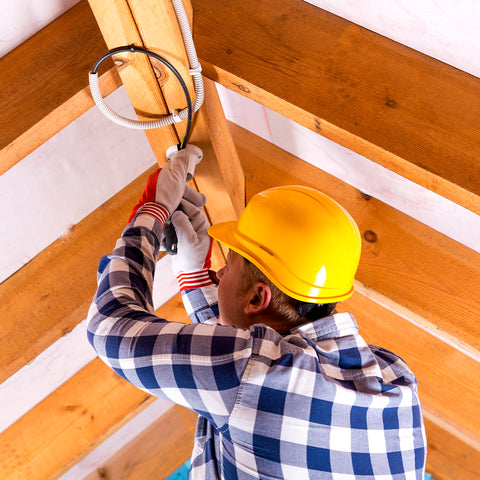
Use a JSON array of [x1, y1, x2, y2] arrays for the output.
[[363, 230, 378, 243], [151, 59, 168, 83]]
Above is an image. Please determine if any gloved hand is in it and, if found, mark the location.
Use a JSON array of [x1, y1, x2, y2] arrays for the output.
[[128, 144, 203, 222], [128, 169, 160, 222], [171, 189, 215, 291], [156, 144, 203, 215]]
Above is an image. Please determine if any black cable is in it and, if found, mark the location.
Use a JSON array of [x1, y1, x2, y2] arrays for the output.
[[92, 44, 193, 149]]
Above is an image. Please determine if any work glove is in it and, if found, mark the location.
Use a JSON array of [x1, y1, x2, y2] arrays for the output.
[[171, 190, 215, 291], [128, 144, 203, 222], [128, 168, 161, 222], [156, 144, 203, 215]]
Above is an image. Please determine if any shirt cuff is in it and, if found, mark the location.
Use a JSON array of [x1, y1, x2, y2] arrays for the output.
[[177, 269, 215, 292], [137, 202, 169, 225]]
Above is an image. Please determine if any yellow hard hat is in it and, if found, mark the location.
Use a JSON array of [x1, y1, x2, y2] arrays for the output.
[[208, 185, 361, 303]]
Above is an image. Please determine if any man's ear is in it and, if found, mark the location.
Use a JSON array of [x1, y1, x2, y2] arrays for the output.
[[244, 282, 272, 315]]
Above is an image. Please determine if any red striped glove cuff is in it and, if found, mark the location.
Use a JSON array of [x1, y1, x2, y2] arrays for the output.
[[137, 202, 169, 225], [177, 269, 215, 292]]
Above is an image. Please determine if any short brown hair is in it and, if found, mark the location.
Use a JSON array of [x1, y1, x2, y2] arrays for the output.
[[241, 258, 337, 327]]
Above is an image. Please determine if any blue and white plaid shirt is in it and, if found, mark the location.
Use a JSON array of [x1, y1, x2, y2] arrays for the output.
[[87, 209, 426, 479]]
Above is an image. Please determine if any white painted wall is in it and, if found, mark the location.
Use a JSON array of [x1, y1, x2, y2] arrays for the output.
[[2, 0, 479, 477], [0, 0, 81, 57], [0, 87, 156, 283]]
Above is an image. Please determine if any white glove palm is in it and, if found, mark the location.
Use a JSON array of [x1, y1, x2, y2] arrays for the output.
[[155, 144, 203, 215], [170, 196, 211, 274]]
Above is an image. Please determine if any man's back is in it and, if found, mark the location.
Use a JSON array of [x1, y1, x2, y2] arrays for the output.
[[186, 311, 426, 479]]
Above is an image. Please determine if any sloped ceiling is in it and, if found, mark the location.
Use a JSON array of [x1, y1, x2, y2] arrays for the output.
[[1, 1, 479, 479]]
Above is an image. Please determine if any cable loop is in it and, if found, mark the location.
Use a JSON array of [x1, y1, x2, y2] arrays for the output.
[[89, 0, 204, 147]]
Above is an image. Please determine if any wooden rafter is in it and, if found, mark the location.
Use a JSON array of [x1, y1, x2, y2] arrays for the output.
[[0, 358, 153, 479], [191, 0, 480, 215], [0, 1, 121, 175], [87, 0, 245, 243], [1, 0, 478, 214]]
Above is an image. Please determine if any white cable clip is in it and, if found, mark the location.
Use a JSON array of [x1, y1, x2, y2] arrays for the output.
[[189, 64, 202, 76], [171, 109, 182, 123]]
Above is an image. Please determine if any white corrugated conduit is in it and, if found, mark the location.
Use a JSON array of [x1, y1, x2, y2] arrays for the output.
[[88, 0, 203, 141]]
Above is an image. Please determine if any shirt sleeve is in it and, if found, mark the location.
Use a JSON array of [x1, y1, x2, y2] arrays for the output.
[[86, 209, 252, 429], [181, 284, 220, 325]]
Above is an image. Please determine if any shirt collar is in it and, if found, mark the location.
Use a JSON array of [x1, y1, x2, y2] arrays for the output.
[[287, 312, 358, 341]]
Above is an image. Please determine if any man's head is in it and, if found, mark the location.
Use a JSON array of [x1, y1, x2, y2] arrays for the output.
[[216, 249, 337, 331], [209, 186, 361, 330]]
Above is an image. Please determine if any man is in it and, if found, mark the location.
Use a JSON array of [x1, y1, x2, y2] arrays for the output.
[[87, 145, 426, 479]]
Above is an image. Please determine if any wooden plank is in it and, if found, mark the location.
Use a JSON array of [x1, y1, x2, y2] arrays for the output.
[[0, 0, 121, 175], [188, 111, 238, 263], [233, 122, 480, 353], [123, 0, 244, 221], [191, 0, 480, 215], [3, 0, 479, 217], [0, 358, 154, 480], [126, 0, 195, 143], [87, 0, 180, 155], [89, 0, 239, 265], [156, 291, 191, 324], [0, 165, 158, 384], [84, 405, 197, 480], [0, 295, 191, 480], [202, 77, 246, 217], [423, 412, 480, 480]]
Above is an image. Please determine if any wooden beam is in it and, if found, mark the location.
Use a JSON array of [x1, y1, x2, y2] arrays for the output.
[[84, 404, 197, 480], [0, 358, 154, 480], [191, 0, 480, 215], [202, 77, 246, 217], [4, 0, 478, 218], [0, 0, 121, 175], [125, 0, 195, 144], [87, 0, 241, 265], [0, 294, 190, 480], [120, 0, 245, 218], [87, 0, 180, 154], [423, 412, 480, 480]]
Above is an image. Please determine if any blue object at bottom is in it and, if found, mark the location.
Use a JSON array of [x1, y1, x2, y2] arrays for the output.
[[164, 460, 190, 480]]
